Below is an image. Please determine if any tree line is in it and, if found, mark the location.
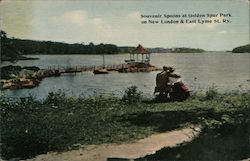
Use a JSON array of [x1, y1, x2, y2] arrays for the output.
[[1, 30, 206, 62], [232, 44, 250, 53], [171, 47, 204, 53], [1, 30, 119, 61]]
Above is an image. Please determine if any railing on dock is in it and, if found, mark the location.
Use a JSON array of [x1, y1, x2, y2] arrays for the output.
[[46, 63, 130, 73]]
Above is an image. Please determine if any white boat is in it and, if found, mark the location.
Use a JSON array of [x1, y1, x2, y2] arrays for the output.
[[93, 54, 109, 74]]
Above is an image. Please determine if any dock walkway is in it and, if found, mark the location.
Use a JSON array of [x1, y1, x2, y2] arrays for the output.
[[47, 64, 130, 73]]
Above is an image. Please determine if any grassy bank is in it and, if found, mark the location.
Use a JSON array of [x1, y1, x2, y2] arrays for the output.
[[0, 87, 249, 160], [136, 91, 250, 160]]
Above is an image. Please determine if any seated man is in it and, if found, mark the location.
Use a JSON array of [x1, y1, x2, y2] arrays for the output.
[[155, 66, 170, 98], [154, 66, 181, 101]]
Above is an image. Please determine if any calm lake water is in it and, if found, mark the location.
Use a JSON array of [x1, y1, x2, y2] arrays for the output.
[[1, 52, 249, 99]]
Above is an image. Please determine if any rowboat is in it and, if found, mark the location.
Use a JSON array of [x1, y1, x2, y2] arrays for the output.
[[93, 68, 109, 74]]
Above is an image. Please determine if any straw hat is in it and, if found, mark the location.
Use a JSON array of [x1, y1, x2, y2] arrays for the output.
[[168, 67, 175, 73], [163, 66, 168, 71]]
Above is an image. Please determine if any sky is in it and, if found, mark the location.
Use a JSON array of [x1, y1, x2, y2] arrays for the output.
[[1, 0, 249, 51]]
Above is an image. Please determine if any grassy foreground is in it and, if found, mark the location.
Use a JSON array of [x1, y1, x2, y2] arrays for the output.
[[0, 87, 249, 160], [136, 92, 250, 160]]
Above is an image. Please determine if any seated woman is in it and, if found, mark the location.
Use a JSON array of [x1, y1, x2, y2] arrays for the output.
[[169, 77, 190, 101], [154, 66, 190, 102]]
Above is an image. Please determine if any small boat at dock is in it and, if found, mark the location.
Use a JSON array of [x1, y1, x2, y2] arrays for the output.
[[93, 54, 109, 74], [93, 68, 109, 74]]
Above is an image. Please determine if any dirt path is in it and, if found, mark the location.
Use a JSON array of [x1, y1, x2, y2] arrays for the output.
[[25, 125, 201, 161]]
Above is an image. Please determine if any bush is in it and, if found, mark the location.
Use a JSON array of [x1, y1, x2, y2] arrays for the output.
[[122, 86, 143, 103], [19, 69, 35, 78], [191, 86, 220, 101], [44, 91, 66, 105], [205, 86, 219, 100], [0, 65, 22, 79]]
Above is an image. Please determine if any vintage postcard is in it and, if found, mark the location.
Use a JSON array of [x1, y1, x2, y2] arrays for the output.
[[0, 0, 249, 161]]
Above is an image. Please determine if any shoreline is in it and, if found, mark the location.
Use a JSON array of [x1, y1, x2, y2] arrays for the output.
[[1, 56, 39, 62], [0, 63, 161, 90]]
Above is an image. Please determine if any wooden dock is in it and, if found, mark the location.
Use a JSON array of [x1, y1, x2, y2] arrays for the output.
[[45, 62, 161, 75], [47, 64, 131, 74]]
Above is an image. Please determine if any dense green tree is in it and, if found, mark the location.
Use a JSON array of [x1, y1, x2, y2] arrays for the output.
[[1, 30, 25, 62]]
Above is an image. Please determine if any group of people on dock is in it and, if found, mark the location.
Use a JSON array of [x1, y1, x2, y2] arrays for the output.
[[154, 66, 190, 101]]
